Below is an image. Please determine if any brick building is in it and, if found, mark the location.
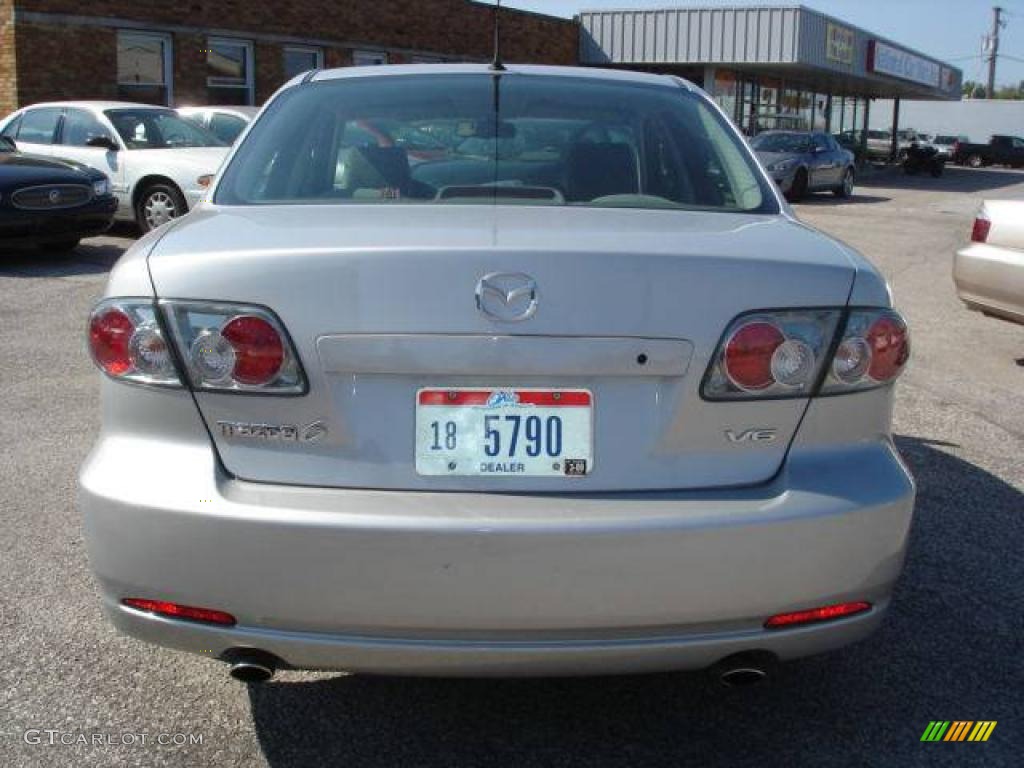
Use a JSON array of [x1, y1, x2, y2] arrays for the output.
[[0, 0, 578, 115]]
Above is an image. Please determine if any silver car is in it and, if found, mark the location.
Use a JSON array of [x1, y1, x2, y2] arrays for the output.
[[750, 130, 856, 200], [79, 65, 914, 682]]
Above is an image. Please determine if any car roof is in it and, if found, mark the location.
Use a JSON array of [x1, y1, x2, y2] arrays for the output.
[[178, 105, 260, 117], [308, 63, 693, 90], [15, 100, 174, 112]]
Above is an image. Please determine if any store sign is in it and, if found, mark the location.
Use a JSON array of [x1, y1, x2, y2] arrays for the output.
[[826, 23, 854, 65], [868, 40, 940, 87]]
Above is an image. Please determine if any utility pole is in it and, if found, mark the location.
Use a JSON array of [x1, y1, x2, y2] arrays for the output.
[[986, 6, 1004, 97]]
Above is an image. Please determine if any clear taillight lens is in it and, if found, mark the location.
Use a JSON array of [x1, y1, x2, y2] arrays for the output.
[[820, 309, 910, 393], [87, 299, 180, 386], [702, 310, 842, 400], [162, 301, 305, 394], [703, 307, 909, 400]]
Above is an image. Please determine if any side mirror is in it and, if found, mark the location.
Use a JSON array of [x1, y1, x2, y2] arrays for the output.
[[0, 135, 16, 151], [86, 135, 119, 151]]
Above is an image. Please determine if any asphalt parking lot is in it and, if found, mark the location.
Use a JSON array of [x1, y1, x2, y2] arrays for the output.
[[1, 167, 1022, 767]]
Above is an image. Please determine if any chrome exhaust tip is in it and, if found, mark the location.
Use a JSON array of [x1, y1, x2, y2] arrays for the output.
[[225, 649, 278, 683], [719, 666, 768, 688], [711, 651, 776, 688]]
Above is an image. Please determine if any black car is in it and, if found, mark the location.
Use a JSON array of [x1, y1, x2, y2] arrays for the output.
[[0, 136, 117, 253]]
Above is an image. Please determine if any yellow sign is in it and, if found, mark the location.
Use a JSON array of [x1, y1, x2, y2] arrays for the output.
[[826, 23, 854, 65]]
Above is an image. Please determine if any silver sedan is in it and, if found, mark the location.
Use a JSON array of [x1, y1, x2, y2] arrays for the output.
[[79, 64, 914, 682]]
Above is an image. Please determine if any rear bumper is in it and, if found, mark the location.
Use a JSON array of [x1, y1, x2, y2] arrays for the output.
[[80, 421, 915, 676], [954, 243, 1024, 325]]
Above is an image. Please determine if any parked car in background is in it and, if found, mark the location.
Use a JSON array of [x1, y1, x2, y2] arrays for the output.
[[953, 135, 1024, 169], [834, 130, 867, 166], [0, 135, 117, 252], [0, 102, 230, 232], [931, 134, 968, 160], [80, 64, 914, 682], [864, 129, 893, 161], [177, 106, 259, 145], [751, 130, 855, 200], [954, 200, 1024, 325]]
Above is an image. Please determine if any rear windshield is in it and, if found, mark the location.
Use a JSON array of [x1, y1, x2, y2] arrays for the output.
[[214, 73, 774, 213]]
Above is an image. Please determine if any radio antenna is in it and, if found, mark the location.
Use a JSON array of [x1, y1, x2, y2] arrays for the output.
[[490, 0, 506, 72]]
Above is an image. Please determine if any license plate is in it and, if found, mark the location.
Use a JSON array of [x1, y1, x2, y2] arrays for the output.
[[415, 389, 593, 477]]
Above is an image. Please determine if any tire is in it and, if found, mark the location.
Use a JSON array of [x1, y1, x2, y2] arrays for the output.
[[787, 169, 808, 202], [966, 154, 983, 169], [930, 163, 944, 178], [833, 168, 854, 198], [136, 182, 187, 234]]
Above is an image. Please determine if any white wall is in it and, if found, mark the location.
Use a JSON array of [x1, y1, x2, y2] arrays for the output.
[[868, 99, 1024, 141]]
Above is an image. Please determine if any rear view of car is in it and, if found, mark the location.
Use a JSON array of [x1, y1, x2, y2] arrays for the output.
[[79, 65, 914, 681], [955, 201, 1024, 325]]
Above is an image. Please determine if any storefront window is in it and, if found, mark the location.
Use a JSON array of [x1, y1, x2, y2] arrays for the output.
[[812, 93, 829, 131], [755, 79, 780, 134], [117, 31, 172, 105], [711, 70, 738, 125]]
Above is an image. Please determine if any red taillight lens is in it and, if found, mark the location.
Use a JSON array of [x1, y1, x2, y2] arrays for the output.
[[163, 301, 305, 393], [703, 310, 842, 400], [866, 316, 910, 382], [971, 216, 991, 243], [822, 308, 909, 393], [765, 601, 871, 629], [221, 315, 285, 385], [723, 321, 785, 390], [89, 307, 135, 376], [87, 300, 181, 386], [122, 598, 236, 626]]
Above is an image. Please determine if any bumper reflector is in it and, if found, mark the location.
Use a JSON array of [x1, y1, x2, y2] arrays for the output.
[[764, 601, 871, 629], [122, 598, 236, 626]]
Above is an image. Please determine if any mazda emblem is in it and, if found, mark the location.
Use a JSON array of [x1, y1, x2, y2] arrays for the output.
[[475, 272, 538, 322]]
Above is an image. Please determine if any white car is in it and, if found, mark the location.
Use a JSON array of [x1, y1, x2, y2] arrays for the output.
[[955, 200, 1024, 325], [0, 102, 230, 232], [177, 106, 259, 145]]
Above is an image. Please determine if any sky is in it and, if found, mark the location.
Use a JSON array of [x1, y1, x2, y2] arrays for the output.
[[483, 0, 1024, 88]]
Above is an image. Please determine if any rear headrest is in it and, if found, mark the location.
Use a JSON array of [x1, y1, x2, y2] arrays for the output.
[[564, 142, 639, 202], [344, 145, 412, 194]]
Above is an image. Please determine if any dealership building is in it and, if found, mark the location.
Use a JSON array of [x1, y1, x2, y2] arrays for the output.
[[1, 1, 960, 152], [579, 5, 961, 142]]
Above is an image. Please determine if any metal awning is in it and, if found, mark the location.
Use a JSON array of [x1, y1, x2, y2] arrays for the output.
[[579, 5, 962, 101]]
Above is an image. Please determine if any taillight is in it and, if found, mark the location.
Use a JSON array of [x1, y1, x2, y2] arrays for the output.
[[162, 301, 305, 393], [764, 601, 871, 629], [87, 300, 180, 386], [122, 598, 236, 626], [820, 309, 909, 393], [702, 310, 842, 399], [971, 214, 991, 243], [703, 307, 909, 400]]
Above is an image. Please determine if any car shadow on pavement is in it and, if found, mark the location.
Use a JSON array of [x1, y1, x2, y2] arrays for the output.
[[0, 238, 126, 278], [858, 165, 1024, 194], [795, 192, 892, 206], [246, 435, 1021, 767]]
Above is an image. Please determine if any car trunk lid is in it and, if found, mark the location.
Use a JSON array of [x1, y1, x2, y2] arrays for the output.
[[148, 204, 856, 491]]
